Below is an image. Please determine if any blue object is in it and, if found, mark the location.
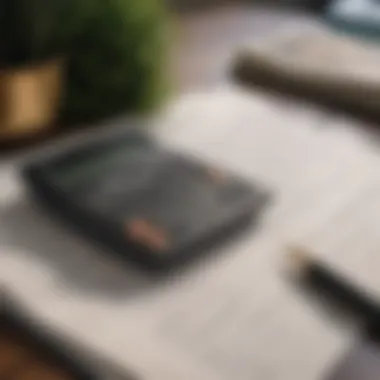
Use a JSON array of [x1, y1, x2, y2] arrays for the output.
[[326, 0, 380, 40]]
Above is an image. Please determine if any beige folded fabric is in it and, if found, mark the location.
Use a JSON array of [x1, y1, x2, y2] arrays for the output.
[[233, 27, 380, 115]]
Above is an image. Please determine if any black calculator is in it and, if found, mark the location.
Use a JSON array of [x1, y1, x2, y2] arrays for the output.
[[23, 131, 270, 272]]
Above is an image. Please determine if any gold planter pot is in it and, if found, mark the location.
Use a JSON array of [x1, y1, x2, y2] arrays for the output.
[[0, 59, 63, 143]]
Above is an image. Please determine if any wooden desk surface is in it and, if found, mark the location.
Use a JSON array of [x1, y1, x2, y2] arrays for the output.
[[2, 6, 380, 375]]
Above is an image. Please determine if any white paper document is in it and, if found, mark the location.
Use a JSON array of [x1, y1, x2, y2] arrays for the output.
[[3, 87, 380, 380]]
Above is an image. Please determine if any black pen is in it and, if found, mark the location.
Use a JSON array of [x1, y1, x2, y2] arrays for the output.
[[287, 247, 380, 341]]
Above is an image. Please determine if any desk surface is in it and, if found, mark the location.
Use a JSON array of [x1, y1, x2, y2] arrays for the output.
[[1, 85, 380, 380]]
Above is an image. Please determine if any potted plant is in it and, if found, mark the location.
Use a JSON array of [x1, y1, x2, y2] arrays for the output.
[[0, 0, 170, 142], [0, 0, 81, 143]]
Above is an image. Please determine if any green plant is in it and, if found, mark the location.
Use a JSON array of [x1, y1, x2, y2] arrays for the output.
[[63, 0, 170, 123], [0, 0, 85, 68], [0, 0, 170, 122]]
